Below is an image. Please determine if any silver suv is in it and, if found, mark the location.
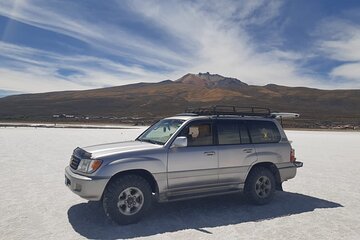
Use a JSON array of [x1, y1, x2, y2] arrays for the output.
[[65, 106, 303, 225]]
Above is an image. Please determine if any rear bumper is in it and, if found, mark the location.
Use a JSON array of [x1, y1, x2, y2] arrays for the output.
[[276, 161, 303, 182], [65, 166, 109, 201], [294, 161, 303, 168]]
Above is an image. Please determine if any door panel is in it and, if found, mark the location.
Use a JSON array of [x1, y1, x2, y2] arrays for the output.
[[167, 120, 218, 189], [216, 120, 257, 184], [167, 146, 218, 189], [218, 144, 257, 183]]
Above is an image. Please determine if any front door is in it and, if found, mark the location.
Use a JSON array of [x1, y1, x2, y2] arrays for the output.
[[167, 120, 218, 189]]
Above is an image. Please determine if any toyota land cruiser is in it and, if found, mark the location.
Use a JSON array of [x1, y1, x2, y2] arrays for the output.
[[65, 106, 303, 225]]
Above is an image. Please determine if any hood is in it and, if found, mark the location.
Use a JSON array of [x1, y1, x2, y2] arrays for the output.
[[82, 140, 163, 159]]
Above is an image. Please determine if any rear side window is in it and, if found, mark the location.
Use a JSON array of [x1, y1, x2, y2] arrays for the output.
[[217, 121, 240, 145], [239, 122, 251, 144], [248, 121, 281, 144], [217, 120, 251, 145]]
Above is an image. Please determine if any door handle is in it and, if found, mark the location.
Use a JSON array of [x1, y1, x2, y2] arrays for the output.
[[243, 148, 254, 153], [204, 151, 216, 156]]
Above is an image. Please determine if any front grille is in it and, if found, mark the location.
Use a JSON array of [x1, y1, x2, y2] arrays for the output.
[[70, 155, 81, 170], [70, 147, 90, 170]]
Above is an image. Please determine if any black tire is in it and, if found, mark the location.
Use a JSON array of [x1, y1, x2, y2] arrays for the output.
[[244, 167, 276, 205], [103, 175, 152, 225]]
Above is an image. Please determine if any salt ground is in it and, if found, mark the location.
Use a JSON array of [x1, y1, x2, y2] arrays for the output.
[[0, 127, 359, 239]]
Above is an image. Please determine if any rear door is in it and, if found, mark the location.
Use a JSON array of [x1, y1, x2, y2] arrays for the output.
[[167, 120, 218, 189], [217, 120, 257, 184]]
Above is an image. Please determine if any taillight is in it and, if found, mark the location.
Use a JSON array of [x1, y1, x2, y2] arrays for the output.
[[290, 148, 296, 162]]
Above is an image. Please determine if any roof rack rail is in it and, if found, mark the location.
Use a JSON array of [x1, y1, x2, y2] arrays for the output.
[[184, 105, 272, 117]]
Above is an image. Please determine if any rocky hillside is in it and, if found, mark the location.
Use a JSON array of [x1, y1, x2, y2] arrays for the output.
[[1, 72, 359, 128], [176, 72, 248, 89]]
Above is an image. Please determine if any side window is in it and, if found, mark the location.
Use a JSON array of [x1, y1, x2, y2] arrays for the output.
[[180, 122, 214, 146], [217, 121, 240, 145], [239, 121, 251, 144], [248, 121, 281, 144]]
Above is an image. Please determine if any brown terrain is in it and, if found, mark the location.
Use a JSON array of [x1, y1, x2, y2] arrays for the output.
[[0, 72, 359, 128]]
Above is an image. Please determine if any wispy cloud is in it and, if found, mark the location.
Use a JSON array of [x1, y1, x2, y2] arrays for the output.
[[0, 41, 171, 92], [331, 63, 360, 82], [317, 20, 360, 62], [0, 0, 190, 69], [128, 0, 322, 86], [0, 0, 359, 93], [315, 17, 360, 86]]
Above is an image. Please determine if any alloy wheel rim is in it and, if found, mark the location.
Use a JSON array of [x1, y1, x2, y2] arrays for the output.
[[117, 187, 144, 216], [255, 176, 271, 198]]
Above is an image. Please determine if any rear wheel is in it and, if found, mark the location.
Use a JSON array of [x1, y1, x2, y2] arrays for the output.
[[244, 167, 276, 205], [103, 175, 152, 225]]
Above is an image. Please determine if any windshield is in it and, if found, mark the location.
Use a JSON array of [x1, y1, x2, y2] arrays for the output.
[[137, 119, 185, 145]]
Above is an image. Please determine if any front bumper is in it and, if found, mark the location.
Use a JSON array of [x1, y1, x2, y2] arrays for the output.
[[65, 166, 109, 201]]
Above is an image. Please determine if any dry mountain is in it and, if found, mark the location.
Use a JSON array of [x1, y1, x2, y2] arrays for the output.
[[0, 72, 359, 128]]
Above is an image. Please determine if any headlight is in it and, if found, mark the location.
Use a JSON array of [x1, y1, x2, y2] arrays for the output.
[[77, 159, 102, 173]]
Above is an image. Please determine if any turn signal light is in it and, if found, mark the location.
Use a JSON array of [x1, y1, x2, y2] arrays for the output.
[[89, 159, 102, 172]]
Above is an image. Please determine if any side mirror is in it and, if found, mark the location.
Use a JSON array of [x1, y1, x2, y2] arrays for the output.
[[171, 136, 188, 148]]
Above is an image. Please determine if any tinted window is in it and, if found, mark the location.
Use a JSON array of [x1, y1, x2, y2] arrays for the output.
[[217, 121, 240, 145], [181, 122, 213, 146], [248, 121, 281, 144], [239, 122, 251, 144]]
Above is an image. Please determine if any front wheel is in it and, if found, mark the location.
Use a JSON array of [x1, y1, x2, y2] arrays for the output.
[[103, 175, 152, 225], [244, 167, 276, 205]]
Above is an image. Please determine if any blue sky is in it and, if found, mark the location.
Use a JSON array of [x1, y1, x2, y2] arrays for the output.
[[1, 0, 360, 95]]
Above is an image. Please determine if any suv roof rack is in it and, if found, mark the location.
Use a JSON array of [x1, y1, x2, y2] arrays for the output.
[[182, 105, 272, 117]]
